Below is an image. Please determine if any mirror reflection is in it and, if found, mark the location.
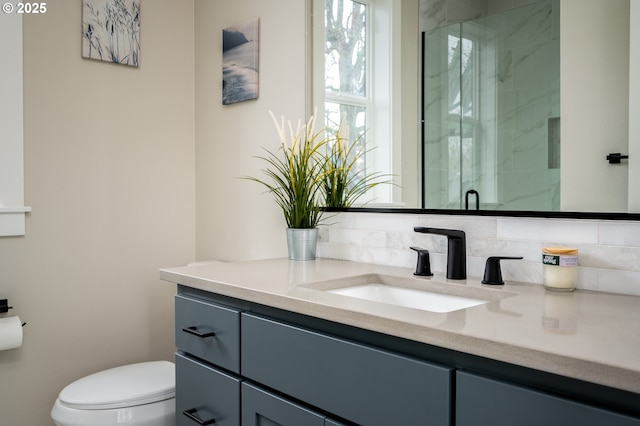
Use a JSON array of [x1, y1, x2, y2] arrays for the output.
[[310, 0, 636, 214], [422, 1, 560, 211]]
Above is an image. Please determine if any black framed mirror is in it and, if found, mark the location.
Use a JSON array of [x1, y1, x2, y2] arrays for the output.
[[308, 0, 639, 220]]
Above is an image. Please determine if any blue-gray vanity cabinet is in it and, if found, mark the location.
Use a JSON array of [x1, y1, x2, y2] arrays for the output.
[[174, 287, 639, 425], [175, 294, 241, 373], [175, 353, 241, 426], [242, 382, 342, 426], [241, 312, 452, 426], [456, 371, 640, 426]]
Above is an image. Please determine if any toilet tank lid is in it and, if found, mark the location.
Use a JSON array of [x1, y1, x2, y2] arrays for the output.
[[58, 361, 175, 410]]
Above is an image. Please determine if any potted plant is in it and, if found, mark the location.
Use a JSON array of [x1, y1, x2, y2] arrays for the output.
[[322, 127, 392, 208], [244, 112, 330, 260]]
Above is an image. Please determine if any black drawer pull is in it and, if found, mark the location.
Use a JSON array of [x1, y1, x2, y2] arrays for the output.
[[182, 326, 216, 338], [183, 408, 216, 425]]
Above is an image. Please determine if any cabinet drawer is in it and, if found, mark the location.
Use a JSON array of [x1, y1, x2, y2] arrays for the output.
[[175, 353, 241, 426], [175, 295, 241, 373], [456, 371, 640, 426], [241, 313, 452, 426], [242, 382, 326, 426]]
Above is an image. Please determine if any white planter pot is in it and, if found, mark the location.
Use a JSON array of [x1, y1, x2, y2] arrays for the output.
[[286, 228, 318, 261]]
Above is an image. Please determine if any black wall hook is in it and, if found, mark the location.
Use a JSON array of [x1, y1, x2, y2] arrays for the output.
[[606, 153, 629, 164]]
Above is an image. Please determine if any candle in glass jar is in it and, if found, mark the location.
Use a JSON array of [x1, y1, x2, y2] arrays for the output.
[[542, 247, 578, 291]]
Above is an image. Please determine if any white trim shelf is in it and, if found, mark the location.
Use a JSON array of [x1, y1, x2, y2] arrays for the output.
[[0, 207, 32, 213], [0, 207, 31, 236]]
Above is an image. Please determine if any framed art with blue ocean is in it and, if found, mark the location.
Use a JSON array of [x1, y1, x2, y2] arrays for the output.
[[222, 18, 260, 105]]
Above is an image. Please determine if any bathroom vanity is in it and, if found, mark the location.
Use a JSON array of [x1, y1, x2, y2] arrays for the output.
[[161, 258, 640, 426]]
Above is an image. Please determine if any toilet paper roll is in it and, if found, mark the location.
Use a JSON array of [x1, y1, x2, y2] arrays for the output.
[[0, 316, 23, 351]]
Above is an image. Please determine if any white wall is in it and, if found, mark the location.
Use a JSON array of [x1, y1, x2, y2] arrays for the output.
[[0, 2, 196, 424], [194, 0, 308, 261]]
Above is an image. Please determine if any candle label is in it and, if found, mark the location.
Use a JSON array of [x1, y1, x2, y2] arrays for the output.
[[542, 254, 578, 267]]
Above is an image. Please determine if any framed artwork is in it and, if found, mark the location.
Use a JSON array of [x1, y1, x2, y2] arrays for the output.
[[82, 0, 141, 67], [222, 18, 260, 105]]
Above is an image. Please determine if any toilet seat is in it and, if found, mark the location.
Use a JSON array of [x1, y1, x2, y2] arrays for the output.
[[58, 361, 175, 410]]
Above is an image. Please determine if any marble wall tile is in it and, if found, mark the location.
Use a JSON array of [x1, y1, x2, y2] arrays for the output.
[[497, 218, 599, 243], [420, 0, 447, 31], [598, 221, 640, 247], [596, 269, 640, 296], [487, 0, 516, 14], [318, 212, 640, 296], [447, 0, 486, 23], [579, 244, 640, 272], [326, 227, 387, 248]]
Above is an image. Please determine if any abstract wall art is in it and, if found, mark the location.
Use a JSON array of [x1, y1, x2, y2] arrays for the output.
[[82, 0, 141, 67], [222, 18, 260, 105]]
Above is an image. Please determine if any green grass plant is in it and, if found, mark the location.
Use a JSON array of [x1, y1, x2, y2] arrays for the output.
[[322, 130, 392, 208], [244, 112, 330, 229]]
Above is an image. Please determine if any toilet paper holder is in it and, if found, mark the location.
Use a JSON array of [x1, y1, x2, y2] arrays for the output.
[[0, 299, 12, 314], [1, 299, 26, 326]]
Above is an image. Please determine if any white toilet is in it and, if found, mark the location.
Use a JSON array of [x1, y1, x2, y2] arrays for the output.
[[51, 361, 175, 426]]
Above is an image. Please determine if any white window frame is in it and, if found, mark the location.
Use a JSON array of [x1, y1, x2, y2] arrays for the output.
[[0, 14, 31, 236]]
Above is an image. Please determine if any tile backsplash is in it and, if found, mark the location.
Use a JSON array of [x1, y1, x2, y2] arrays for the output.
[[318, 212, 640, 296]]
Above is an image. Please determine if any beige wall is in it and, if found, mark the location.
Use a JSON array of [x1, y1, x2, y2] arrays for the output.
[[194, 0, 307, 261], [630, 1, 640, 211], [561, 0, 630, 211], [0, 1, 196, 424]]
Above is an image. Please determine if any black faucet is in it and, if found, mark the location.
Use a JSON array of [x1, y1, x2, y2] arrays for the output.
[[414, 227, 466, 280]]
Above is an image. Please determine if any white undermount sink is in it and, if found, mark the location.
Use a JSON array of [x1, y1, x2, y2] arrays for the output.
[[302, 273, 514, 314], [329, 283, 489, 313]]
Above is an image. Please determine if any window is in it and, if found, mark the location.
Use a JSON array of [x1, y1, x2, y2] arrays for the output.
[[324, 0, 368, 149], [0, 14, 30, 236], [313, 0, 399, 205]]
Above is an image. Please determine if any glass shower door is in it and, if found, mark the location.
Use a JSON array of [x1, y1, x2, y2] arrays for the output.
[[422, 22, 495, 210], [421, 0, 560, 211]]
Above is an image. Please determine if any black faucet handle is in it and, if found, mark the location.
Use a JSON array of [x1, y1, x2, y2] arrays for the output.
[[482, 256, 523, 285], [410, 246, 433, 277]]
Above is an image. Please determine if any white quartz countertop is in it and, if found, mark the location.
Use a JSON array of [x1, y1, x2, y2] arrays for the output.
[[160, 258, 640, 394]]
